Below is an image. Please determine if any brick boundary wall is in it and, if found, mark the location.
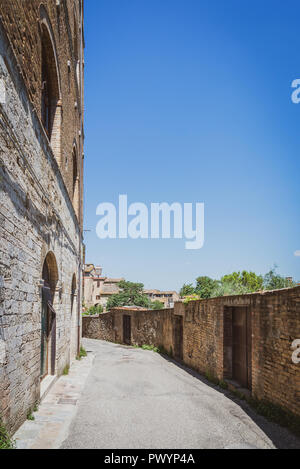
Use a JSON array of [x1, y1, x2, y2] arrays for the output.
[[83, 308, 175, 355], [82, 287, 300, 418]]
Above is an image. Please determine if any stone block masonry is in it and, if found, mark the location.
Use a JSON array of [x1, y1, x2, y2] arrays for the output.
[[0, 1, 84, 434], [83, 287, 300, 419], [83, 307, 174, 356]]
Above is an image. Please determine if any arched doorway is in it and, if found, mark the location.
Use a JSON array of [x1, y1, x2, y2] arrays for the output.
[[71, 274, 76, 316], [41, 252, 58, 379], [70, 273, 78, 361]]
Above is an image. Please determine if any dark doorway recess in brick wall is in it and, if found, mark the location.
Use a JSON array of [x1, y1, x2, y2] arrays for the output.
[[123, 315, 131, 345], [224, 306, 252, 390], [41, 253, 58, 379], [173, 315, 183, 361]]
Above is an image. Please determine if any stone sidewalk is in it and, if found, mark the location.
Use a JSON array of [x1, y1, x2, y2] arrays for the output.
[[14, 352, 94, 449]]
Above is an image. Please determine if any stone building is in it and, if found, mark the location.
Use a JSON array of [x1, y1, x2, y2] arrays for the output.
[[0, 0, 84, 433], [83, 264, 124, 311], [144, 289, 180, 308]]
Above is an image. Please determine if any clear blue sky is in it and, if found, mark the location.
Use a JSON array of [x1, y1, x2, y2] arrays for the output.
[[83, 0, 300, 291]]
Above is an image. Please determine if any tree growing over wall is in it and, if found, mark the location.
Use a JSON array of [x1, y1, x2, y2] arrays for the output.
[[195, 276, 219, 298], [263, 266, 296, 290], [180, 267, 296, 301], [220, 271, 263, 293], [180, 283, 196, 297], [106, 280, 150, 310]]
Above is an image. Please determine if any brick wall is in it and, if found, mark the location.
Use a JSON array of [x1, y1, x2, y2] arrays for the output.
[[83, 287, 300, 418], [251, 289, 300, 416], [181, 297, 223, 379], [83, 313, 115, 343], [83, 308, 175, 356]]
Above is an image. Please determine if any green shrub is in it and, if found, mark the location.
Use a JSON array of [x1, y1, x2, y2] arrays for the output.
[[0, 421, 15, 450], [141, 344, 160, 353], [77, 346, 87, 360], [219, 380, 229, 390], [27, 412, 35, 421], [62, 365, 70, 375], [246, 398, 300, 437], [204, 371, 220, 386]]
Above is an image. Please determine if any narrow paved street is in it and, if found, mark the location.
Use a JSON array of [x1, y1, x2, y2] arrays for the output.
[[60, 339, 300, 449]]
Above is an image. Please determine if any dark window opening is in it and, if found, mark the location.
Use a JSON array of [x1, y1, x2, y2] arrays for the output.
[[72, 148, 78, 198], [41, 24, 60, 142]]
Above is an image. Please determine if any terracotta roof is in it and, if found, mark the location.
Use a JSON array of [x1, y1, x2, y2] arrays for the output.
[[104, 278, 124, 283], [144, 289, 178, 295]]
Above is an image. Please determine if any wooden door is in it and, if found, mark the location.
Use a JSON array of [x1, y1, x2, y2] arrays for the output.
[[232, 307, 251, 389], [123, 315, 131, 345], [174, 316, 183, 361], [41, 287, 51, 378]]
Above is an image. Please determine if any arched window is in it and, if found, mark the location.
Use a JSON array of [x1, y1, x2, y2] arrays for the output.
[[42, 251, 58, 297], [40, 10, 62, 164], [72, 147, 78, 198], [73, 13, 80, 85], [73, 13, 79, 64], [72, 144, 79, 218]]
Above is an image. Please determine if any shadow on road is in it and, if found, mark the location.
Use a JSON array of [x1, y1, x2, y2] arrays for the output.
[[160, 354, 300, 450]]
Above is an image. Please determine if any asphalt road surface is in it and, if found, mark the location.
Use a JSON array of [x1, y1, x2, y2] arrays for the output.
[[61, 339, 300, 449]]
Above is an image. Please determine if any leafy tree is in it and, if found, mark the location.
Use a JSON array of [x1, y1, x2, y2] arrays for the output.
[[221, 270, 263, 293], [150, 300, 165, 310], [182, 267, 295, 302], [195, 276, 218, 299], [210, 281, 249, 298], [180, 283, 195, 297], [263, 266, 295, 291], [106, 280, 150, 310]]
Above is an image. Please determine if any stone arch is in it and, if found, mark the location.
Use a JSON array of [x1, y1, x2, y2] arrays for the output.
[[40, 5, 62, 164], [42, 251, 58, 297], [71, 273, 77, 316], [41, 251, 58, 378]]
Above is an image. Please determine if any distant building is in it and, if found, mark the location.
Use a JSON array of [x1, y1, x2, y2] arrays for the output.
[[83, 264, 124, 311], [144, 290, 180, 308], [83, 265, 179, 311]]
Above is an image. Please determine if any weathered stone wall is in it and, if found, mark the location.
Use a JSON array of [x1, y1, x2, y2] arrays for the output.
[[0, 1, 84, 434], [181, 288, 300, 417], [83, 308, 175, 355], [251, 288, 300, 417], [0, 0, 84, 214], [82, 313, 115, 343], [181, 298, 224, 379], [83, 288, 300, 418]]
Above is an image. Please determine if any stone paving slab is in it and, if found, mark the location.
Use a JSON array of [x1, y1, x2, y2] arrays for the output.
[[14, 352, 94, 450]]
